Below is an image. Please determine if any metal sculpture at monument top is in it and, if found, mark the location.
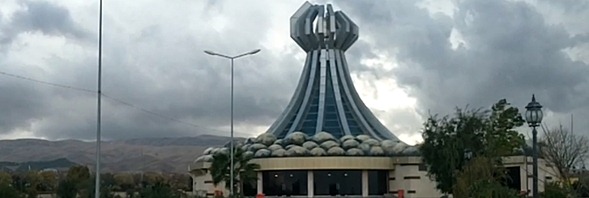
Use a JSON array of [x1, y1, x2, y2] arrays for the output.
[[267, 2, 399, 141]]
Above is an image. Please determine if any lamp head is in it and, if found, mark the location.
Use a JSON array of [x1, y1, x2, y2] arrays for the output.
[[248, 49, 261, 55], [525, 94, 543, 127], [204, 50, 218, 56]]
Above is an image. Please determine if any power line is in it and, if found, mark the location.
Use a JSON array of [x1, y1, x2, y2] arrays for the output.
[[101, 93, 251, 136], [0, 70, 253, 137], [0, 71, 95, 93]]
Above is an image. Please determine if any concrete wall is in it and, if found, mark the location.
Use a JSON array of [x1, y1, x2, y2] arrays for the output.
[[190, 161, 229, 197], [191, 172, 229, 197], [191, 155, 560, 198], [389, 156, 443, 198]]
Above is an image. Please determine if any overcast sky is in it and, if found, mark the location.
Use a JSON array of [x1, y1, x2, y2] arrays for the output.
[[0, 0, 588, 145]]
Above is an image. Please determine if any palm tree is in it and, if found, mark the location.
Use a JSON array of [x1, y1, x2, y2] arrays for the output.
[[209, 146, 260, 197]]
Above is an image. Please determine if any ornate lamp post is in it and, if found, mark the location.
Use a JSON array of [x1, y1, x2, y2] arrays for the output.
[[204, 49, 261, 196], [525, 94, 543, 198]]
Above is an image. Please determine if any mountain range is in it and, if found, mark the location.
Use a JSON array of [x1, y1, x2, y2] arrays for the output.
[[0, 135, 234, 173]]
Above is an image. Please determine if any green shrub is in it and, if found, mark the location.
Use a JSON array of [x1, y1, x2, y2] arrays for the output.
[[542, 182, 571, 198]]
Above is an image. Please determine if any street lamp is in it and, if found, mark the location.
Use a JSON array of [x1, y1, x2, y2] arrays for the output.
[[204, 49, 261, 196], [95, 0, 104, 197], [525, 94, 543, 198]]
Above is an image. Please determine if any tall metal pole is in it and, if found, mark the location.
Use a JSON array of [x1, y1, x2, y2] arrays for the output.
[[230, 57, 235, 196], [203, 49, 260, 197], [532, 126, 538, 198], [95, 0, 103, 197]]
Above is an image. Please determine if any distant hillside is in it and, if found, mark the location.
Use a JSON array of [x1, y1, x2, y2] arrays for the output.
[[0, 135, 233, 173], [0, 158, 78, 173], [116, 135, 238, 147]]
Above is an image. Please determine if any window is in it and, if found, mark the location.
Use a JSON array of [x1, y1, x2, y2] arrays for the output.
[[314, 170, 362, 195], [368, 170, 388, 195], [262, 171, 307, 196]]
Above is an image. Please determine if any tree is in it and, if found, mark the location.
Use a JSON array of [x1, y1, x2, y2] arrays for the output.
[[10, 171, 42, 198], [82, 176, 114, 198], [209, 146, 260, 196], [63, 165, 92, 197], [139, 182, 181, 198], [542, 182, 571, 198], [420, 99, 525, 194], [38, 170, 58, 193], [0, 182, 22, 198], [66, 166, 91, 184], [56, 179, 77, 198], [114, 173, 135, 191], [168, 173, 191, 191], [541, 124, 589, 187], [454, 157, 520, 198], [23, 171, 41, 198], [102, 173, 116, 190], [143, 172, 165, 186], [573, 176, 589, 197], [0, 172, 12, 185], [0, 172, 19, 197]]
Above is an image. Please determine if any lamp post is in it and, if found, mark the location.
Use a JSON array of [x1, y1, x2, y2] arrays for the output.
[[525, 94, 543, 198], [95, 0, 104, 197], [204, 49, 261, 196]]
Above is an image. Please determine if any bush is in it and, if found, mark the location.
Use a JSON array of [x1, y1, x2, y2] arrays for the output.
[[0, 183, 22, 198], [542, 182, 571, 198], [57, 180, 77, 198], [139, 182, 182, 198]]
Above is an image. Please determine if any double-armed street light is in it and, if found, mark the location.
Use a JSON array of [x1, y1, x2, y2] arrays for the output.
[[204, 49, 261, 196], [525, 94, 543, 198]]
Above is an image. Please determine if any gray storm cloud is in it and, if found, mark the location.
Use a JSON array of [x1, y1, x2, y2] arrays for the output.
[[1, 0, 304, 139], [0, 0, 587, 140], [0, 0, 88, 47], [336, 0, 589, 125]]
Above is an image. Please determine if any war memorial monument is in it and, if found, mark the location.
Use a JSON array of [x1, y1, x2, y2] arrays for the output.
[[191, 2, 557, 197]]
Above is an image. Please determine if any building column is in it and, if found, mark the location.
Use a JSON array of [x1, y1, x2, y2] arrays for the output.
[[522, 156, 529, 194], [308, 170, 314, 198], [362, 170, 369, 197], [257, 172, 263, 194]]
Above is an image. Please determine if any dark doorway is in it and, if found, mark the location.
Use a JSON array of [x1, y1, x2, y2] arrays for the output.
[[502, 166, 522, 191]]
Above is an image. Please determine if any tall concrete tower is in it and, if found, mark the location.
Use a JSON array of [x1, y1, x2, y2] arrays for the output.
[[267, 2, 398, 141]]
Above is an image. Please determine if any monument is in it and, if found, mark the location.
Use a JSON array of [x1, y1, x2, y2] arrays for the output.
[[191, 3, 437, 197], [267, 2, 397, 141], [188, 2, 556, 197]]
